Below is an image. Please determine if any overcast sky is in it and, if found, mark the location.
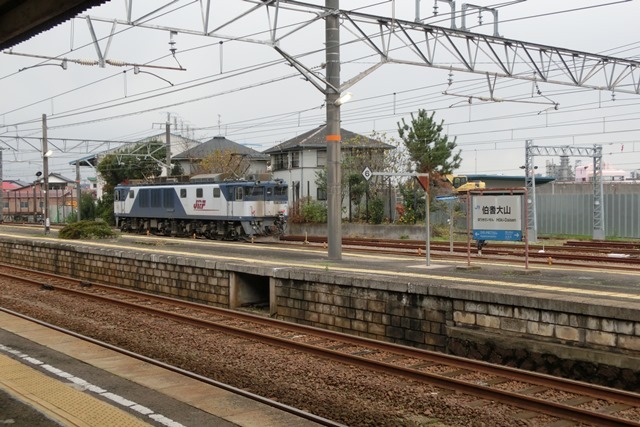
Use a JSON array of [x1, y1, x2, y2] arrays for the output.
[[1, 0, 639, 183]]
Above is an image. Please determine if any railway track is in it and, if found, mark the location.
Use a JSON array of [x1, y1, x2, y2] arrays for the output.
[[281, 235, 640, 270], [1, 264, 639, 426]]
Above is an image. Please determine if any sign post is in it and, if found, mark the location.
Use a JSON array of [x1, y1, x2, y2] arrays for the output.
[[468, 189, 528, 269], [363, 167, 431, 266], [436, 195, 458, 254]]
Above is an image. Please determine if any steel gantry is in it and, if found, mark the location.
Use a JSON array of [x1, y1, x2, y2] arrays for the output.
[[75, 1, 640, 96], [524, 140, 604, 241]]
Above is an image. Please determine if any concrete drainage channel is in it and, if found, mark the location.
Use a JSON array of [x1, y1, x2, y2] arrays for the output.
[[230, 272, 273, 316]]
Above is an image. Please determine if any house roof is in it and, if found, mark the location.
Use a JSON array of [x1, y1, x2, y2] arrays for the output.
[[2, 181, 21, 190], [47, 172, 75, 184], [173, 135, 267, 161], [263, 125, 394, 154]]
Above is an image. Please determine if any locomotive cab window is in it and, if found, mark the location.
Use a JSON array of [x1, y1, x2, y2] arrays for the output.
[[129, 190, 135, 198], [266, 187, 273, 197], [180, 188, 187, 198], [213, 188, 220, 198], [196, 188, 203, 198], [235, 187, 243, 201]]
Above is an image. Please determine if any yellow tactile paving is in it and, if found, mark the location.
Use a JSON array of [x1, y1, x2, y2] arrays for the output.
[[0, 353, 150, 427]]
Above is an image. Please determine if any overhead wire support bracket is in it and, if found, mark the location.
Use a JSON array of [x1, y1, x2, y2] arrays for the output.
[[273, 46, 337, 94], [461, 3, 500, 36], [85, 16, 118, 68]]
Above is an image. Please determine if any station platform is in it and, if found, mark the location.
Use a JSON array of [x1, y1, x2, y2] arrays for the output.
[[0, 310, 326, 427], [0, 225, 639, 323]]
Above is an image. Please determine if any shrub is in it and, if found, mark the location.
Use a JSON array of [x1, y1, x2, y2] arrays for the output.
[[369, 197, 385, 224], [300, 199, 328, 223], [58, 220, 117, 240]]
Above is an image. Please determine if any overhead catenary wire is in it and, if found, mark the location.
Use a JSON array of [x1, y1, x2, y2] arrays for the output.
[[3, 0, 635, 131], [2, 1, 636, 133]]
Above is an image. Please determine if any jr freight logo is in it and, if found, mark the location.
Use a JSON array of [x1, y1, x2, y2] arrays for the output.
[[194, 200, 206, 209]]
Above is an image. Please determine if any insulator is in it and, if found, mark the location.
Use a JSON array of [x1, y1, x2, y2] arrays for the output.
[[76, 59, 99, 66], [106, 59, 127, 67]]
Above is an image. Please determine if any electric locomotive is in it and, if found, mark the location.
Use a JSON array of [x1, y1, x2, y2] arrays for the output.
[[114, 174, 288, 240]]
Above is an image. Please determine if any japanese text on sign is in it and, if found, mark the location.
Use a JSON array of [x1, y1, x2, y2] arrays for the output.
[[472, 195, 523, 240]]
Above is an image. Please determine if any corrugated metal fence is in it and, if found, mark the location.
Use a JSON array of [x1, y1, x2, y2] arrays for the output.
[[537, 193, 640, 239]]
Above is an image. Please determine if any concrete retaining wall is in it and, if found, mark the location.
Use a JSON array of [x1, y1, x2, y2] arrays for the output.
[[0, 236, 638, 389]]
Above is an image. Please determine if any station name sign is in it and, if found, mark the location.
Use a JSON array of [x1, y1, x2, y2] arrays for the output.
[[472, 195, 523, 241]]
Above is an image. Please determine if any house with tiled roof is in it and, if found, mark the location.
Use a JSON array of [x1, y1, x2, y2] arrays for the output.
[[263, 125, 394, 206], [173, 135, 268, 177]]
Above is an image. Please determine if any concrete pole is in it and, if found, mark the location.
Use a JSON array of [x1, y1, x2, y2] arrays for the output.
[[42, 114, 50, 233], [425, 186, 430, 266], [165, 114, 172, 177], [75, 162, 81, 221], [326, 0, 342, 260]]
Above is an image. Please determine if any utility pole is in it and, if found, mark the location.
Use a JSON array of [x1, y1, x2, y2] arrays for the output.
[[42, 114, 50, 233], [75, 163, 81, 221], [326, 0, 342, 260], [165, 113, 172, 177]]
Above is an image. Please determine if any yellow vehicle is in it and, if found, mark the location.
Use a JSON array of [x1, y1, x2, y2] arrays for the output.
[[444, 174, 486, 193]]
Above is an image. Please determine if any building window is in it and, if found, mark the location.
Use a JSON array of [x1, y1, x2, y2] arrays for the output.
[[291, 151, 300, 168], [273, 153, 287, 171], [317, 150, 326, 167], [20, 201, 29, 209], [317, 187, 327, 201]]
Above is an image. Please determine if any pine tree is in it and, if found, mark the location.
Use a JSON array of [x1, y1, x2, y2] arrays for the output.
[[397, 109, 461, 176]]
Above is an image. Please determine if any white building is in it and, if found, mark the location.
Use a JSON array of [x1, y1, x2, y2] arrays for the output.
[[575, 162, 629, 182], [263, 125, 394, 209]]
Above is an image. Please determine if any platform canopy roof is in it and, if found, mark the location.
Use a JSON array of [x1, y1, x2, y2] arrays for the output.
[[0, 0, 107, 50]]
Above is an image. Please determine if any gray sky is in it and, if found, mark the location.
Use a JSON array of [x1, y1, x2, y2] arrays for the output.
[[1, 0, 639, 183]]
